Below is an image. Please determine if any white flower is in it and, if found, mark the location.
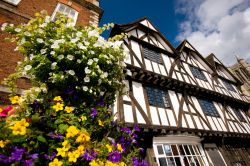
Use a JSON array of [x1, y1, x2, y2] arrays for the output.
[[84, 41, 90, 46], [88, 29, 99, 37], [1, 23, 8, 31], [51, 43, 59, 49], [15, 28, 21, 32], [82, 86, 88, 91], [103, 72, 108, 78], [85, 67, 91, 74], [100, 91, 104, 96], [67, 55, 74, 61], [98, 79, 102, 84], [93, 58, 98, 62], [29, 54, 34, 60], [84, 76, 90, 82], [68, 70, 75, 75], [37, 38, 44, 43], [14, 47, 19, 51], [76, 31, 82, 37], [45, 16, 50, 23], [87, 59, 93, 65], [51, 62, 57, 70], [50, 51, 55, 55], [24, 65, 32, 71], [70, 38, 79, 43], [58, 54, 64, 60], [77, 43, 86, 50], [90, 51, 95, 54], [77, 59, 82, 63], [39, 23, 47, 28], [112, 41, 123, 47], [24, 31, 31, 36], [20, 38, 26, 44], [40, 49, 46, 54]]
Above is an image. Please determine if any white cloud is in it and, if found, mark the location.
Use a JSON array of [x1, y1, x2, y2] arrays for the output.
[[176, 0, 250, 66]]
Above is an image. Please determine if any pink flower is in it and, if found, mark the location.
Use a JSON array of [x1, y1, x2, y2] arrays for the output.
[[0, 106, 15, 117]]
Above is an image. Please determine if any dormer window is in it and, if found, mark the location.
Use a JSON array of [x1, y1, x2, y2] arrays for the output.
[[190, 66, 207, 81], [145, 86, 170, 108], [51, 3, 78, 26], [198, 99, 220, 117], [143, 46, 162, 63], [222, 80, 236, 92]]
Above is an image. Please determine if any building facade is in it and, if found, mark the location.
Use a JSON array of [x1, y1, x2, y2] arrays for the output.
[[0, 0, 102, 105], [111, 18, 250, 166], [229, 58, 250, 97]]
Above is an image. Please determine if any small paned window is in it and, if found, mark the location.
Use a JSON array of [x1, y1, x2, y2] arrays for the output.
[[51, 3, 78, 26], [145, 86, 170, 108], [198, 99, 220, 117], [154, 144, 207, 166], [143, 46, 162, 63], [232, 108, 246, 122], [3, 0, 21, 5], [190, 66, 207, 81], [222, 80, 236, 92]]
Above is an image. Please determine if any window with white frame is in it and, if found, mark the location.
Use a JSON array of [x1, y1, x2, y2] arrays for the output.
[[51, 3, 78, 26], [145, 86, 171, 108], [189, 65, 207, 81], [143, 46, 162, 63], [3, 0, 21, 5], [222, 80, 236, 92], [198, 99, 220, 117], [153, 136, 209, 166]]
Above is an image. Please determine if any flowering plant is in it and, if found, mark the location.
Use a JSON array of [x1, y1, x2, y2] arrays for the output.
[[0, 11, 147, 165]]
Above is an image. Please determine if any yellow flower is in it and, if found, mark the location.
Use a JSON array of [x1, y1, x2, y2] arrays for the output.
[[0, 108, 2, 113], [76, 145, 85, 154], [79, 116, 87, 122], [56, 147, 69, 157], [118, 162, 127, 166], [0, 140, 5, 148], [10, 119, 29, 135], [54, 96, 62, 101], [66, 126, 80, 138], [117, 144, 123, 152], [106, 161, 119, 166], [106, 144, 113, 152], [68, 151, 80, 163], [98, 120, 104, 127], [62, 140, 71, 149], [75, 131, 90, 143], [90, 160, 104, 166], [64, 106, 74, 113], [49, 158, 63, 166], [52, 103, 64, 112], [10, 96, 21, 104]]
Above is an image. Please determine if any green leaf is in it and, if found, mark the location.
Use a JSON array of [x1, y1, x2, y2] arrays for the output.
[[37, 135, 47, 143], [54, 119, 63, 124], [12, 136, 26, 143], [58, 124, 68, 133], [31, 114, 40, 122]]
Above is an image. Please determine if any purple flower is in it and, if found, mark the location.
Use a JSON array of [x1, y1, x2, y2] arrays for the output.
[[81, 149, 97, 161], [10, 147, 26, 162], [44, 152, 56, 160], [0, 154, 10, 164], [29, 153, 38, 159], [139, 160, 149, 166], [133, 124, 140, 132], [48, 132, 64, 139], [108, 151, 121, 163], [90, 108, 97, 117], [132, 157, 139, 166], [22, 159, 34, 166], [121, 127, 132, 134]]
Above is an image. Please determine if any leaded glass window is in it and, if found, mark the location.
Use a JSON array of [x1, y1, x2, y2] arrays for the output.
[[198, 99, 220, 117], [143, 46, 162, 63], [232, 108, 246, 122], [222, 80, 236, 92], [190, 66, 207, 81], [145, 86, 170, 108]]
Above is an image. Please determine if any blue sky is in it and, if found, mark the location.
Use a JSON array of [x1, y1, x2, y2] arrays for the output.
[[99, 0, 250, 66], [99, 0, 182, 46]]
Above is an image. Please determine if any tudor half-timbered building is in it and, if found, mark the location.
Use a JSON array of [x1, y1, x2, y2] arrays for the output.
[[110, 18, 250, 166]]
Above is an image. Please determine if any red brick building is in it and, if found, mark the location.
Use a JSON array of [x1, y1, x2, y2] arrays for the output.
[[0, 0, 102, 104]]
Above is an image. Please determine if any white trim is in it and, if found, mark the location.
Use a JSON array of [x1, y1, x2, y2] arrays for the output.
[[153, 135, 203, 144]]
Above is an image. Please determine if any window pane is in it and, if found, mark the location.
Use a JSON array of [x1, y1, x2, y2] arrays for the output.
[[145, 86, 170, 108], [174, 157, 182, 166], [164, 145, 172, 156], [171, 145, 179, 155], [143, 46, 162, 63], [157, 145, 164, 155], [188, 156, 196, 166], [189, 145, 195, 155], [193, 156, 201, 166], [198, 99, 220, 117], [166, 157, 176, 166], [178, 145, 185, 155], [58, 5, 65, 12], [159, 157, 168, 166], [183, 157, 189, 166], [190, 66, 207, 81]]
